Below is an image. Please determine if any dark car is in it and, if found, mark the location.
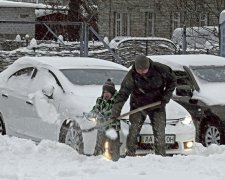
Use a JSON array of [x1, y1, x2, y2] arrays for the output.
[[150, 54, 225, 147]]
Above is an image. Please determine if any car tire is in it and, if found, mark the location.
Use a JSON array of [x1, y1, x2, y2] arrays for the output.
[[201, 120, 225, 147], [59, 120, 84, 154], [0, 113, 6, 135]]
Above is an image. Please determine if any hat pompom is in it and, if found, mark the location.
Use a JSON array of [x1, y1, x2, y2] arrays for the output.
[[106, 79, 112, 83]]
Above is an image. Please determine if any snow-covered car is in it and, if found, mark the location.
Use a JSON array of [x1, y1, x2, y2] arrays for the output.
[[0, 56, 195, 158], [171, 26, 219, 51], [109, 36, 178, 66], [109, 36, 177, 52], [108, 36, 131, 50], [149, 54, 225, 147]]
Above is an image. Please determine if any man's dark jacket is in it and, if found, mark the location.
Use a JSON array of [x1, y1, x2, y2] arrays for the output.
[[111, 59, 176, 117]]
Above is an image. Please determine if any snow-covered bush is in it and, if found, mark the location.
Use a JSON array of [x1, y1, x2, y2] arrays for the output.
[[58, 35, 64, 44], [30, 38, 37, 48], [103, 36, 109, 45], [28, 38, 38, 51], [15, 34, 22, 42]]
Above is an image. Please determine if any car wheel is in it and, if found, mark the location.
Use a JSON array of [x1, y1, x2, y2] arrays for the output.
[[0, 114, 6, 135], [59, 120, 84, 154], [201, 120, 225, 147]]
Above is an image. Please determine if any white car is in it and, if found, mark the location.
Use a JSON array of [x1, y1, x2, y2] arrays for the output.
[[0, 56, 195, 158]]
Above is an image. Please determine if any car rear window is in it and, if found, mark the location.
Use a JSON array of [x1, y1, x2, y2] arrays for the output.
[[60, 69, 127, 85]]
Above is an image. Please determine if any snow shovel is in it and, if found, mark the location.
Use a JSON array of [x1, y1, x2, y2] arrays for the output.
[[80, 101, 161, 133]]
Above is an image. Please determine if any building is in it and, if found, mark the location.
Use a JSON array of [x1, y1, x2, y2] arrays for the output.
[[36, 11, 68, 40], [97, 0, 221, 40], [0, 0, 222, 43], [6, 0, 69, 6], [0, 0, 37, 40]]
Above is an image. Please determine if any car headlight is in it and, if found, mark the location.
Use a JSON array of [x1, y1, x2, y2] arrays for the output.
[[83, 112, 98, 123], [87, 117, 97, 123], [180, 115, 192, 125]]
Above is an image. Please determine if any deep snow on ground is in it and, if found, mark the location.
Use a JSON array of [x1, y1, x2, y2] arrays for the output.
[[1, 135, 225, 180]]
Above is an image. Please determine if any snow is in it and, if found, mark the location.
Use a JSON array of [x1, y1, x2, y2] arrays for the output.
[[13, 56, 129, 71], [0, 55, 222, 179], [1, 135, 225, 180], [0, 0, 38, 8], [0, 0, 67, 18], [105, 128, 118, 140], [220, 10, 225, 24], [192, 83, 225, 105], [35, 7, 67, 18], [58, 35, 64, 43], [150, 54, 225, 70], [109, 36, 175, 49], [28, 38, 38, 50], [171, 26, 218, 49], [31, 90, 60, 124], [15, 35, 22, 42]]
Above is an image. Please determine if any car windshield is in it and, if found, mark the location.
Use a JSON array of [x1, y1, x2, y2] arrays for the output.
[[191, 66, 225, 82], [60, 69, 127, 85]]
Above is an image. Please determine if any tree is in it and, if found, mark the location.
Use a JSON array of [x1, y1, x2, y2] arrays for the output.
[[68, 0, 83, 22], [158, 0, 223, 53], [67, 0, 98, 41]]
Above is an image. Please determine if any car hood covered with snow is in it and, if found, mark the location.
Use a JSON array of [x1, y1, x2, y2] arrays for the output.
[[66, 85, 190, 120], [193, 83, 225, 106]]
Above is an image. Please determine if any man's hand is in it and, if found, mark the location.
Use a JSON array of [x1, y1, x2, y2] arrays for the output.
[[107, 116, 120, 130], [161, 97, 169, 107], [108, 115, 118, 123], [160, 102, 166, 107]]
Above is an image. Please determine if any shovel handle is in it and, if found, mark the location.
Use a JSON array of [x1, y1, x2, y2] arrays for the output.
[[80, 101, 161, 133], [117, 101, 161, 120]]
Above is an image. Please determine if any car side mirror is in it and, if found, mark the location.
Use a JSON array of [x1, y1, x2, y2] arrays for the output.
[[176, 85, 193, 97], [42, 85, 54, 99]]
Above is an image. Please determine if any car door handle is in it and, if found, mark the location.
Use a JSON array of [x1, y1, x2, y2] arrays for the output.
[[26, 100, 33, 105], [2, 93, 8, 98]]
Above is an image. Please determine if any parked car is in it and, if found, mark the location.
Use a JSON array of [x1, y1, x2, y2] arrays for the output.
[[109, 36, 177, 52], [109, 36, 177, 66], [0, 56, 195, 158], [149, 54, 225, 147], [172, 26, 219, 52], [108, 36, 131, 50]]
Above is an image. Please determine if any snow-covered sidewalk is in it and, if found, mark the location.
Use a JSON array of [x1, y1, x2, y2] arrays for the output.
[[0, 135, 225, 180]]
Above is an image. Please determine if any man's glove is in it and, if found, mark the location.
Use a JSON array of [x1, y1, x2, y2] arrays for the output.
[[161, 97, 170, 107], [108, 115, 118, 123]]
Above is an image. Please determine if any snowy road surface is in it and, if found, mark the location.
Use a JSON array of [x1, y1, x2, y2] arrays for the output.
[[0, 135, 225, 180]]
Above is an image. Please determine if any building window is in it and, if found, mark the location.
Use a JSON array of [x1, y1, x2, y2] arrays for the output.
[[145, 12, 155, 36], [199, 14, 208, 26], [172, 12, 180, 31], [115, 12, 130, 36]]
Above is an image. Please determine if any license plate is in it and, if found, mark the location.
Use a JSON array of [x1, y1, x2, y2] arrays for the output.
[[140, 134, 176, 144]]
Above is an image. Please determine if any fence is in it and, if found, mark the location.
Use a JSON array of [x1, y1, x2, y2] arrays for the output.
[[172, 26, 219, 55], [0, 21, 219, 72]]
